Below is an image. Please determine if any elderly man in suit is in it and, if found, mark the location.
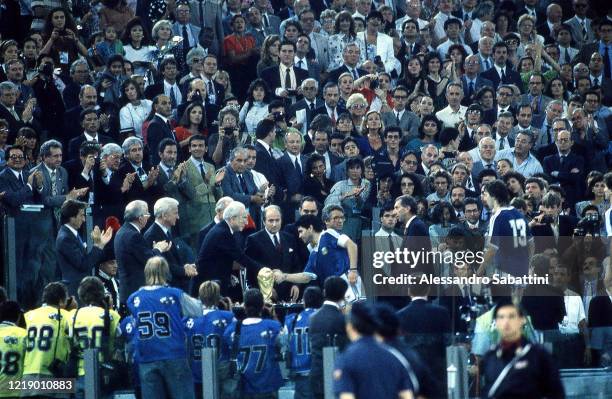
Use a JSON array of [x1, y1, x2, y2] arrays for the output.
[[179, 135, 223, 250], [194, 201, 262, 300], [114, 200, 171, 304], [326, 43, 367, 85], [288, 79, 324, 134], [563, 0, 595, 48], [278, 130, 306, 222], [172, 1, 202, 59], [381, 85, 420, 141], [543, 129, 585, 208], [144, 197, 198, 293], [197, 196, 234, 251], [245, 205, 300, 301], [0, 145, 42, 307], [188, 0, 224, 56], [461, 54, 493, 106], [33, 140, 89, 292], [221, 146, 265, 215], [246, 6, 275, 47], [56, 199, 113, 296], [0, 81, 37, 141]]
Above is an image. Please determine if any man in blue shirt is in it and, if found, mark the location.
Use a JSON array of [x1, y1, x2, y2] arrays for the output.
[[333, 301, 414, 399], [478, 180, 533, 281], [127, 256, 202, 399], [284, 286, 323, 399]]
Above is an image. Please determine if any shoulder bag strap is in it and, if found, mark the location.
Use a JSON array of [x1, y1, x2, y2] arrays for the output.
[[487, 344, 531, 398]]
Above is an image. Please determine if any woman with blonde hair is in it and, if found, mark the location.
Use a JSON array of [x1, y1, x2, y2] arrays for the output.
[[361, 110, 384, 155], [346, 93, 368, 135]]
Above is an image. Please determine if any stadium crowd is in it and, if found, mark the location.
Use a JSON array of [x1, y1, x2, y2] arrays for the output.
[[0, 0, 611, 397]]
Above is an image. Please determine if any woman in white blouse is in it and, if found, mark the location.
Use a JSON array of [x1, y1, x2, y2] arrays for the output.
[[121, 17, 157, 76], [239, 79, 271, 135], [119, 78, 152, 138]]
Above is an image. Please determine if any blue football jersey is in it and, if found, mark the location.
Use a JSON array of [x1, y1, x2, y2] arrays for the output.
[[119, 315, 140, 386], [304, 230, 350, 283], [127, 286, 187, 363], [284, 308, 316, 375], [223, 319, 283, 394], [184, 309, 235, 383], [487, 206, 532, 276]]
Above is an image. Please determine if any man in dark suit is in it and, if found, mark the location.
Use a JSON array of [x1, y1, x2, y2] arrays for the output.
[[288, 79, 324, 133], [282, 196, 318, 268], [111, 137, 163, 211], [543, 129, 585, 208], [144, 58, 183, 114], [64, 142, 100, 193], [313, 83, 346, 128], [144, 197, 197, 293], [253, 119, 280, 193], [326, 42, 367, 84], [308, 276, 349, 399], [0, 81, 38, 141], [394, 194, 432, 275], [220, 146, 265, 212], [294, 33, 323, 82], [56, 199, 113, 296], [194, 201, 262, 300], [260, 40, 309, 101], [0, 146, 43, 307], [114, 200, 171, 304], [62, 85, 99, 148], [305, 126, 343, 180], [397, 282, 451, 397], [480, 42, 523, 92], [461, 54, 494, 106], [245, 205, 300, 301], [201, 55, 225, 115], [529, 192, 577, 254], [197, 196, 234, 251], [67, 108, 112, 162], [146, 94, 177, 165], [278, 130, 306, 222]]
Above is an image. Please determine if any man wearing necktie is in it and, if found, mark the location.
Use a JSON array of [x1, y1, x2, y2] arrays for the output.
[[245, 205, 300, 301], [543, 129, 584, 208], [278, 130, 306, 222], [56, 199, 113, 296], [261, 41, 308, 102], [221, 147, 265, 223], [253, 119, 281, 201], [173, 2, 198, 60], [147, 94, 177, 165]]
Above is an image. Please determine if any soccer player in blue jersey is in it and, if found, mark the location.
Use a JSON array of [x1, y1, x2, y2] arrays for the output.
[[127, 256, 203, 399], [184, 281, 235, 399], [284, 287, 324, 399], [223, 289, 283, 399], [478, 180, 534, 282]]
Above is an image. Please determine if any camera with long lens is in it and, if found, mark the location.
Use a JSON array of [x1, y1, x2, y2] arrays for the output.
[[574, 213, 601, 237]]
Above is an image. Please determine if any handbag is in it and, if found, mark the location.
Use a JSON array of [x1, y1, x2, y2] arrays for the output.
[[49, 307, 80, 378]]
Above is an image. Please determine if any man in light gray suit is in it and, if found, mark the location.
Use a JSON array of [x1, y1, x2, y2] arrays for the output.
[[300, 9, 329, 72], [509, 103, 542, 142], [255, 0, 281, 34], [32, 140, 89, 296], [563, 0, 595, 47], [381, 85, 419, 143], [189, 0, 225, 56], [173, 2, 203, 57]]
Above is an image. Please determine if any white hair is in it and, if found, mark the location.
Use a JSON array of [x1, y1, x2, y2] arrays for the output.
[[154, 197, 179, 218], [215, 196, 234, 215], [124, 200, 149, 222], [222, 201, 246, 221]]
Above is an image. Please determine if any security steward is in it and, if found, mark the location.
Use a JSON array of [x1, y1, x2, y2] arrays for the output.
[[481, 300, 565, 399]]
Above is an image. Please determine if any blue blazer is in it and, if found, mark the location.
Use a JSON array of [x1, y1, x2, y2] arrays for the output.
[[56, 224, 103, 296], [115, 223, 161, 303], [220, 166, 258, 206]]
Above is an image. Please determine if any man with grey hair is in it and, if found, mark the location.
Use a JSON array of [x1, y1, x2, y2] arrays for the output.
[[289, 78, 323, 133], [0, 81, 36, 136], [436, 82, 467, 128], [496, 130, 543, 178], [194, 201, 263, 300], [328, 42, 366, 84], [471, 136, 497, 177], [115, 199, 172, 303], [246, 205, 300, 301], [63, 59, 92, 110], [144, 197, 197, 292], [179, 47, 208, 86], [113, 137, 161, 208], [197, 196, 234, 250], [221, 146, 263, 211]]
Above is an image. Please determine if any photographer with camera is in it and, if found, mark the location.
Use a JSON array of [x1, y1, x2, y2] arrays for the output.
[[31, 54, 66, 140], [529, 192, 577, 254], [209, 106, 245, 167]]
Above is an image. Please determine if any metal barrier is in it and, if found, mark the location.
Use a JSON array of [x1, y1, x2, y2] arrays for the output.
[[560, 368, 612, 399], [323, 346, 338, 399], [84, 348, 100, 399], [446, 345, 469, 399], [201, 347, 219, 399], [2, 216, 17, 300]]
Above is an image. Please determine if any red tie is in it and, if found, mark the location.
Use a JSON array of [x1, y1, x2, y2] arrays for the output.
[[330, 110, 336, 125]]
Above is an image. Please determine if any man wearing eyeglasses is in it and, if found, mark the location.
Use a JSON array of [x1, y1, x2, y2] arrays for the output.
[[381, 85, 419, 140], [0, 145, 44, 307], [543, 129, 585, 208]]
